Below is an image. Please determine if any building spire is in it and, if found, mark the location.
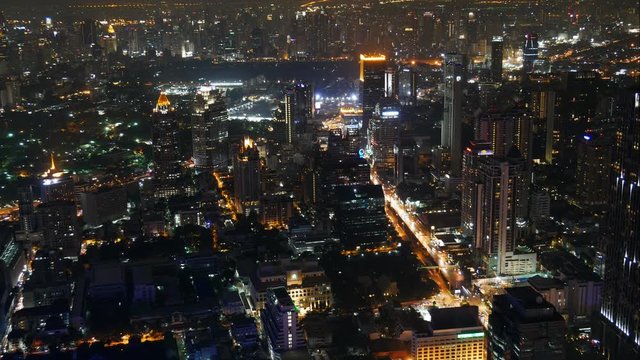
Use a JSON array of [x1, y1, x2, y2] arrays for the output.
[[50, 152, 56, 170]]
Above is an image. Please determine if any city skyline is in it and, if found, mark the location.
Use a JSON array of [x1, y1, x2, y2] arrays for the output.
[[0, 1, 637, 359]]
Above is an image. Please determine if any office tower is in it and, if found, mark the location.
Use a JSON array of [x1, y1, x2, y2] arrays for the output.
[[18, 186, 36, 233], [360, 54, 387, 131], [522, 33, 538, 73], [102, 24, 117, 55], [192, 89, 229, 170], [367, 99, 402, 171], [309, 10, 330, 57], [37, 201, 79, 255], [384, 67, 396, 98], [600, 87, 640, 359], [528, 87, 556, 163], [412, 306, 485, 360], [125, 25, 142, 57], [489, 287, 566, 360], [334, 184, 388, 249], [420, 12, 434, 49], [80, 19, 98, 46], [575, 133, 611, 208], [442, 53, 465, 177], [294, 82, 314, 133], [80, 186, 127, 227], [233, 138, 261, 216], [460, 141, 492, 240], [394, 138, 418, 186], [261, 287, 305, 359], [490, 36, 503, 82], [283, 89, 295, 144], [398, 66, 417, 106], [152, 93, 182, 199], [475, 150, 532, 276], [40, 155, 75, 204], [556, 70, 601, 166]]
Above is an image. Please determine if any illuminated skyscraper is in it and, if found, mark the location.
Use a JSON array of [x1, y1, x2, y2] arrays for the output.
[[367, 99, 402, 171], [490, 36, 503, 82], [523, 33, 538, 73], [293, 82, 314, 133], [360, 54, 387, 131], [475, 149, 532, 276], [442, 53, 465, 177], [475, 108, 533, 163], [460, 141, 492, 241], [37, 201, 79, 256], [283, 89, 295, 144], [398, 66, 417, 106], [18, 186, 36, 233], [152, 93, 182, 198], [102, 24, 118, 55], [233, 138, 261, 216], [600, 88, 640, 359], [192, 89, 229, 170]]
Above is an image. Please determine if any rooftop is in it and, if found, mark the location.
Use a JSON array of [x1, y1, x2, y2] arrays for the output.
[[429, 306, 482, 331], [528, 275, 565, 291]]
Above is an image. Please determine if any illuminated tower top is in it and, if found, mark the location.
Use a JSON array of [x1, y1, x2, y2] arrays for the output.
[[359, 54, 386, 81], [154, 93, 173, 114]]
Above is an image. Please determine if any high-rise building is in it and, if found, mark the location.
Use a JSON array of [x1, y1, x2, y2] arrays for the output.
[[334, 184, 388, 249], [367, 99, 402, 171], [293, 82, 314, 133], [490, 36, 503, 82], [474, 108, 533, 163], [523, 33, 539, 73], [461, 141, 493, 240], [475, 150, 531, 276], [360, 54, 387, 131], [152, 93, 183, 199], [576, 133, 611, 208], [261, 287, 306, 359], [233, 138, 261, 216], [101, 24, 118, 55], [80, 19, 98, 47], [283, 89, 295, 144], [412, 306, 486, 360], [489, 287, 566, 360], [528, 87, 557, 163], [18, 186, 36, 233], [398, 66, 417, 106], [80, 186, 127, 227], [192, 89, 229, 170], [442, 53, 465, 177], [394, 138, 418, 186], [599, 87, 640, 359], [37, 201, 79, 255]]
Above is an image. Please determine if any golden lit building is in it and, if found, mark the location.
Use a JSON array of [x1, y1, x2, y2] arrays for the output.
[[412, 306, 486, 360], [247, 258, 332, 315]]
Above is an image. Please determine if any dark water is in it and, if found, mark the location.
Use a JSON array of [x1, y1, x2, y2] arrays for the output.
[[151, 60, 359, 87]]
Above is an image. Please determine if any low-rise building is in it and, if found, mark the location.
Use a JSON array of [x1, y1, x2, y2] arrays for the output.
[[412, 306, 486, 360], [248, 258, 332, 313]]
